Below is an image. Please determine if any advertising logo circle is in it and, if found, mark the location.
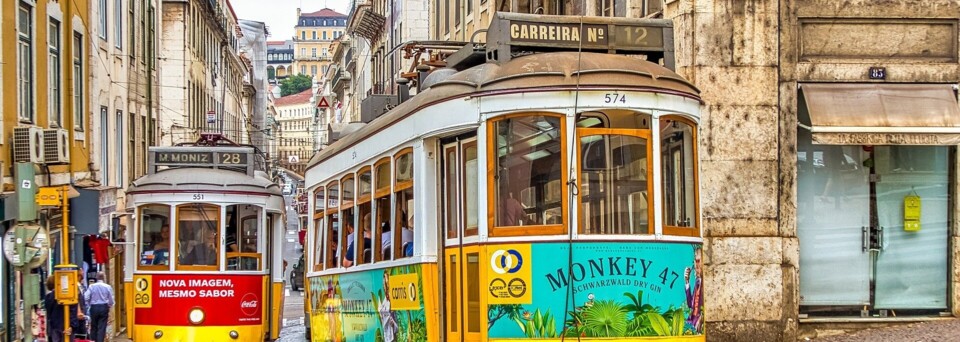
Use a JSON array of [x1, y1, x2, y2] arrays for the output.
[[507, 278, 527, 298], [135, 278, 149, 292], [240, 293, 260, 317], [490, 249, 523, 274], [488, 278, 508, 298]]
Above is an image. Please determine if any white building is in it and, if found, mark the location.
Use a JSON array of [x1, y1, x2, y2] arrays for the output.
[[273, 88, 316, 175]]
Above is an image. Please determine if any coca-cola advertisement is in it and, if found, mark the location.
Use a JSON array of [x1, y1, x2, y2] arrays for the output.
[[134, 274, 263, 326]]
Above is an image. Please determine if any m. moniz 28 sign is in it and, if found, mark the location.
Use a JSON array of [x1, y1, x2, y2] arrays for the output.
[[147, 146, 256, 174], [486, 12, 675, 68]]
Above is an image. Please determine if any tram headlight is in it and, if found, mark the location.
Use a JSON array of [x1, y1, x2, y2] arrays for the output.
[[154, 330, 163, 339], [188, 307, 205, 325], [229, 330, 239, 339]]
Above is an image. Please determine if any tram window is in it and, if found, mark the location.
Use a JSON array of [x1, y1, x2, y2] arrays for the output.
[[314, 186, 326, 212], [341, 210, 360, 267], [375, 196, 392, 261], [359, 167, 372, 199], [395, 191, 414, 258], [375, 158, 391, 196], [394, 148, 414, 258], [342, 175, 355, 209], [326, 213, 339, 269], [314, 215, 324, 271], [225, 204, 262, 271], [444, 146, 459, 240], [463, 142, 479, 236], [660, 117, 699, 235], [580, 109, 651, 129], [358, 204, 372, 265], [491, 115, 565, 232], [176, 204, 221, 269], [138, 204, 171, 269], [579, 133, 651, 235]]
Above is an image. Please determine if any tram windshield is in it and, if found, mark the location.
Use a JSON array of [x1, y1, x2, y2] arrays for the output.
[[138, 204, 172, 268], [177, 204, 220, 268]]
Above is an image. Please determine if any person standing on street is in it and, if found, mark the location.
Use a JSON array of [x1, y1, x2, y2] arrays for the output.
[[84, 272, 114, 342]]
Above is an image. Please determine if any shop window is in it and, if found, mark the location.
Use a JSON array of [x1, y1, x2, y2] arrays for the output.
[[176, 203, 221, 270], [138, 204, 171, 269], [490, 114, 565, 236], [660, 117, 699, 236]]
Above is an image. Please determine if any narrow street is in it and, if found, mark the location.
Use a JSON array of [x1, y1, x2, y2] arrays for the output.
[[278, 177, 307, 341]]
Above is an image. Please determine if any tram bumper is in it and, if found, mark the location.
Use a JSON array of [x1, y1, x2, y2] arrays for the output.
[[133, 325, 262, 341]]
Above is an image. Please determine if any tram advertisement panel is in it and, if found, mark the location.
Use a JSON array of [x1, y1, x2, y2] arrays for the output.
[[308, 264, 429, 342], [487, 242, 704, 338], [133, 274, 264, 325]]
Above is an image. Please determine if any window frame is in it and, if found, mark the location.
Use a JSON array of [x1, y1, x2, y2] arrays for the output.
[[226, 213, 263, 271], [73, 32, 84, 131], [324, 181, 340, 269], [576, 127, 654, 235], [98, 0, 107, 40], [136, 204, 172, 271], [394, 148, 414, 191], [486, 113, 568, 237], [659, 115, 700, 237], [114, 0, 122, 49], [461, 140, 479, 237], [18, 1, 34, 123], [48, 19, 62, 127], [357, 166, 373, 205], [174, 203, 222, 271]]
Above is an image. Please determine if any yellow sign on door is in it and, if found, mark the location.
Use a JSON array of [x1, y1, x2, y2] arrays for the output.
[[904, 195, 921, 232], [487, 244, 532, 304], [133, 275, 152, 308]]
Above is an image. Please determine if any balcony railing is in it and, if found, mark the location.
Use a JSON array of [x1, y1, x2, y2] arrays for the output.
[[294, 55, 332, 61]]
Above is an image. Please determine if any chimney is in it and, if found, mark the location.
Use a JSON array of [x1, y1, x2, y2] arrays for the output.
[[296, 8, 301, 19]]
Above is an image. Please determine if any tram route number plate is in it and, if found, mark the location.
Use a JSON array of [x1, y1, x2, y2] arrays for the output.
[[134, 275, 153, 308]]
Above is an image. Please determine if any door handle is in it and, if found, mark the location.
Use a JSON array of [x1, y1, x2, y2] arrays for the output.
[[861, 226, 869, 253], [878, 226, 884, 251]]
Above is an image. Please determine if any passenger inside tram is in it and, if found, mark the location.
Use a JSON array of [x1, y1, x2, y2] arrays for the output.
[[403, 213, 414, 257], [150, 225, 171, 265], [182, 229, 218, 266]]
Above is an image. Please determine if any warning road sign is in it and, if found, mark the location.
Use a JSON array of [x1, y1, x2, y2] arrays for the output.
[[317, 96, 331, 109]]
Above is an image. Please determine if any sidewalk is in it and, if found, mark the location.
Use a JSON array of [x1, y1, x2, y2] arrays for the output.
[[808, 318, 960, 342]]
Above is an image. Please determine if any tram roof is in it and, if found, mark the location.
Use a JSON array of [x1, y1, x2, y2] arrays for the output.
[[126, 168, 282, 196], [306, 51, 701, 171]]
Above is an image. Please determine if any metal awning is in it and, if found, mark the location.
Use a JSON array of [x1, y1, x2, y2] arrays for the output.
[[801, 83, 960, 145]]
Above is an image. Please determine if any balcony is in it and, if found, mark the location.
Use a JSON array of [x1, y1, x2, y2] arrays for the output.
[[294, 55, 332, 62], [346, 1, 385, 42]]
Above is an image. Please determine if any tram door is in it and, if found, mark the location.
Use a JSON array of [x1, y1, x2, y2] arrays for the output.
[[441, 138, 481, 342]]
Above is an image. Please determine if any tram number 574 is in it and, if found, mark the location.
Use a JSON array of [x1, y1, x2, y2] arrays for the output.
[[604, 93, 626, 104]]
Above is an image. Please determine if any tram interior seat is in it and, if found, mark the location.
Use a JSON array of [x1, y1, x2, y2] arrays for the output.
[[402, 242, 412, 257], [363, 248, 371, 263], [382, 247, 391, 260]]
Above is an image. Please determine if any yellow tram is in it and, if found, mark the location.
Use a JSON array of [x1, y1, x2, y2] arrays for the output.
[[305, 13, 704, 342], [122, 134, 287, 341]]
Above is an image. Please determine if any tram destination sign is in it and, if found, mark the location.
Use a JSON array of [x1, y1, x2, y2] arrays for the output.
[[148, 146, 255, 175], [486, 12, 675, 69]]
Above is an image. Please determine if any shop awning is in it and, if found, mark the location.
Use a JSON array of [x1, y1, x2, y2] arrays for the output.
[[800, 84, 960, 145]]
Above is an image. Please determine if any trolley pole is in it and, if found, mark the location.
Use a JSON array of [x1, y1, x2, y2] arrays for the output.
[[60, 185, 71, 342]]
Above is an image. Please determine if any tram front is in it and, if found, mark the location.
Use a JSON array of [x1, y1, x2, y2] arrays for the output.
[[122, 144, 287, 341]]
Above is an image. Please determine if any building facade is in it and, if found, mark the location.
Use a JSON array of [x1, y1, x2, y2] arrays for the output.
[[267, 40, 294, 83], [1, 0, 95, 339], [159, 0, 247, 146], [274, 88, 316, 175], [292, 8, 346, 80]]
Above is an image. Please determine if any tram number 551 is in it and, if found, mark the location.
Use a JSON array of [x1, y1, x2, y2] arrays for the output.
[[604, 93, 626, 104]]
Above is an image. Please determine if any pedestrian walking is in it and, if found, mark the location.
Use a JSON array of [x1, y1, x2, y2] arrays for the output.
[[84, 272, 114, 342], [43, 276, 66, 342]]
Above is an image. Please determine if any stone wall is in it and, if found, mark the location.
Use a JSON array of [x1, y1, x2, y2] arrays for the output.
[[667, 0, 960, 340]]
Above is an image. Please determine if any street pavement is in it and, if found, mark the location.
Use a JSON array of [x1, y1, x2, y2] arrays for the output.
[[809, 318, 960, 342]]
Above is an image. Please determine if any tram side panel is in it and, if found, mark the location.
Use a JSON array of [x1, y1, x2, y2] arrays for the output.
[[481, 242, 704, 340], [308, 263, 440, 342]]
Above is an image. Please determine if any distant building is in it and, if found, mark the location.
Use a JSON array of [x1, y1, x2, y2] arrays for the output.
[[267, 40, 294, 83], [239, 20, 272, 161], [274, 88, 317, 175], [293, 8, 347, 81]]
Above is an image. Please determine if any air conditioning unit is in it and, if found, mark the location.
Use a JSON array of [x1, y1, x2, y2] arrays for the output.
[[12, 126, 44, 163], [43, 128, 70, 164]]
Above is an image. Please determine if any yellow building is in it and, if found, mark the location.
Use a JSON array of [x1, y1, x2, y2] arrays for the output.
[[293, 8, 347, 80], [2, 0, 93, 180]]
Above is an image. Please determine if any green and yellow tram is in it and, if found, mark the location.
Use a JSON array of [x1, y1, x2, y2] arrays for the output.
[[305, 14, 704, 342]]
